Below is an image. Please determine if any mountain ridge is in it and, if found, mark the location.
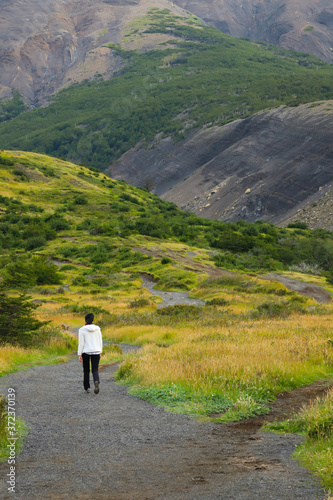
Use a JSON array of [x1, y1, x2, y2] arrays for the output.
[[1, 0, 333, 106]]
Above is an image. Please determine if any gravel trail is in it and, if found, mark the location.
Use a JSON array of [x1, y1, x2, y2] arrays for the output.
[[0, 349, 328, 500], [141, 275, 205, 308]]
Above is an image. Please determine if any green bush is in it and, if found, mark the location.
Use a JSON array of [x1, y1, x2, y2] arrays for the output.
[[206, 297, 228, 306], [115, 361, 133, 381], [129, 298, 150, 308], [161, 257, 173, 265], [2, 256, 62, 288], [157, 304, 201, 317], [73, 195, 88, 205], [200, 275, 243, 288], [25, 236, 47, 250], [0, 285, 49, 346]]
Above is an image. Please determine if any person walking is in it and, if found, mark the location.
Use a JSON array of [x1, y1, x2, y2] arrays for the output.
[[78, 313, 103, 394]]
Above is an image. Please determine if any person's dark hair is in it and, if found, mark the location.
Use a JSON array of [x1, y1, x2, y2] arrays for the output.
[[85, 312, 94, 324]]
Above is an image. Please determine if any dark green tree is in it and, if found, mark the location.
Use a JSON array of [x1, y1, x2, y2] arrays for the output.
[[0, 285, 49, 345]]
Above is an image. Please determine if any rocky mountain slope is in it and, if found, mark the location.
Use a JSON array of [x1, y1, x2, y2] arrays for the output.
[[0, 0, 186, 105], [1, 0, 333, 106], [110, 101, 333, 227], [174, 0, 333, 63]]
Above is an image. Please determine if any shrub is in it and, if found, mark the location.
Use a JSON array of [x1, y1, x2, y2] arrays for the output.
[[73, 195, 88, 205], [161, 257, 173, 265], [129, 298, 150, 308], [254, 300, 307, 318], [200, 275, 243, 288], [206, 297, 228, 306], [287, 221, 308, 230], [157, 304, 201, 317], [115, 361, 133, 381], [0, 285, 49, 345], [25, 236, 47, 250], [2, 256, 62, 288]]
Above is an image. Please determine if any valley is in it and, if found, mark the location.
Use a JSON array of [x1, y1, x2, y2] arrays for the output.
[[1, 2, 333, 497]]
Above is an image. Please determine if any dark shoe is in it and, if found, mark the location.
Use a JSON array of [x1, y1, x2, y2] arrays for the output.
[[94, 381, 100, 394]]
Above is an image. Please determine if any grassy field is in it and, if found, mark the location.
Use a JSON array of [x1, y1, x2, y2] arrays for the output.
[[0, 150, 333, 489]]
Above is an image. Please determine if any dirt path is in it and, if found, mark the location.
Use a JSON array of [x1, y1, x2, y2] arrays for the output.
[[262, 273, 332, 303], [0, 351, 330, 500], [141, 275, 205, 308]]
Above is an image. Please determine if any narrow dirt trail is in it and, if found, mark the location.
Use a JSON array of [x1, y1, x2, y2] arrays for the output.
[[0, 353, 329, 500], [262, 273, 332, 303]]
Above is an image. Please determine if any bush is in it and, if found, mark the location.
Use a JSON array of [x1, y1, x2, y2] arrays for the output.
[[206, 297, 228, 306], [157, 304, 201, 317], [129, 298, 150, 308], [0, 285, 49, 345], [115, 361, 133, 381], [161, 257, 173, 265], [200, 275, 243, 288], [73, 195, 88, 205], [2, 256, 62, 288], [254, 300, 307, 318], [25, 236, 47, 250], [287, 221, 308, 230]]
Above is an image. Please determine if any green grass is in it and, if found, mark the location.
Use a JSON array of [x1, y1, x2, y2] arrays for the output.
[[0, 395, 28, 462], [264, 388, 333, 490], [1, 9, 333, 169]]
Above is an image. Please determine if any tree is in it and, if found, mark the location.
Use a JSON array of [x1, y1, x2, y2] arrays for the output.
[[0, 285, 49, 345]]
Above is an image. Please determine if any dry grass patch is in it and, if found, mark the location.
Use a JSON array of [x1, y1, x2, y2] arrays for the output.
[[115, 313, 333, 420]]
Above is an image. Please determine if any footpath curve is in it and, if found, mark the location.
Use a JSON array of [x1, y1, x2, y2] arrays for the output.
[[0, 349, 328, 500]]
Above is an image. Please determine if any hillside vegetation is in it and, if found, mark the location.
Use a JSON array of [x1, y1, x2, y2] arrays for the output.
[[1, 150, 333, 488], [1, 9, 333, 170]]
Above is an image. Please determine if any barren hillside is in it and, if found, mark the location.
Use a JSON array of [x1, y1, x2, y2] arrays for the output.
[[110, 101, 333, 227], [0, 0, 186, 105]]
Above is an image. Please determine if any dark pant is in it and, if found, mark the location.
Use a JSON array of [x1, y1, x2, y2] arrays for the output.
[[82, 353, 100, 390]]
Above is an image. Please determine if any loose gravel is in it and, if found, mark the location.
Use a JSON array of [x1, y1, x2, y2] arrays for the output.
[[0, 346, 327, 500]]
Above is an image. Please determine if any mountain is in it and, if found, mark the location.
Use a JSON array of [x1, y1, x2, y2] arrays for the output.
[[173, 0, 333, 63], [1, 11, 333, 169], [109, 100, 333, 226], [0, 0, 188, 106], [1, 0, 333, 106]]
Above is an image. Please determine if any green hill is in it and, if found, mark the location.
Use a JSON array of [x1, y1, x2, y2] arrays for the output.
[[1, 9, 333, 170], [2, 149, 333, 488], [2, 149, 333, 287]]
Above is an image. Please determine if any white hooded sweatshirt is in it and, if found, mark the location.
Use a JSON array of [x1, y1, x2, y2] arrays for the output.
[[78, 324, 103, 356]]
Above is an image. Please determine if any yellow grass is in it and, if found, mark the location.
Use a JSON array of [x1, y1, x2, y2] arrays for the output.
[[0, 336, 76, 376], [113, 314, 333, 394], [0, 345, 46, 374]]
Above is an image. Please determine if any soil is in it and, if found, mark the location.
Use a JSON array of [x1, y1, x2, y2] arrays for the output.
[[0, 349, 331, 500], [262, 273, 332, 304]]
